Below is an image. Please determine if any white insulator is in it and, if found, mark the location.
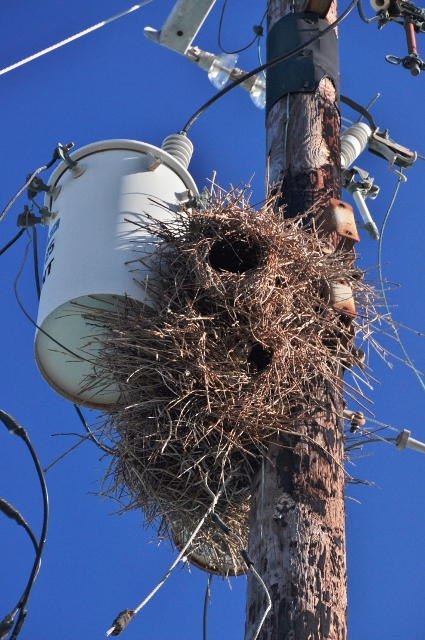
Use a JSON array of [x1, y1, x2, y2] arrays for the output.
[[352, 190, 380, 240], [161, 133, 193, 169], [370, 0, 390, 11], [340, 122, 372, 169]]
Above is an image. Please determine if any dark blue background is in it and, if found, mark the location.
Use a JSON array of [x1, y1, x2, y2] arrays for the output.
[[1, 1, 425, 638]]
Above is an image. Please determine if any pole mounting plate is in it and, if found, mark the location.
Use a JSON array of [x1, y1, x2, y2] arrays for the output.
[[266, 13, 340, 115]]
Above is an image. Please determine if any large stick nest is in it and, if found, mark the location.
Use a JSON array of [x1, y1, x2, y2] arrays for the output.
[[86, 183, 381, 576]]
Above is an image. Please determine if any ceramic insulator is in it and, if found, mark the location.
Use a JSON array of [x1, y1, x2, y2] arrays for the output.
[[340, 122, 372, 169], [161, 133, 194, 169]]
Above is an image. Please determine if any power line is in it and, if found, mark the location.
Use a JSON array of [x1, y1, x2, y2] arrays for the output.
[[218, 0, 267, 55], [0, 229, 25, 257], [0, 410, 49, 640], [182, 0, 359, 133], [357, 0, 380, 24], [0, 2, 153, 77], [106, 474, 233, 636], [0, 163, 55, 224], [378, 176, 425, 394], [0, 498, 39, 554], [203, 574, 213, 640], [29, 224, 113, 455]]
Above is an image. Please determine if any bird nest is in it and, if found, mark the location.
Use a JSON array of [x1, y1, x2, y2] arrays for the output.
[[85, 182, 382, 576]]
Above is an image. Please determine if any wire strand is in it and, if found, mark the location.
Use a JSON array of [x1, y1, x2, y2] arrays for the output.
[[0, 2, 152, 77], [0, 410, 49, 640], [0, 166, 52, 223], [357, 0, 380, 23], [218, 0, 268, 55], [32, 227, 41, 300], [73, 405, 113, 454], [105, 474, 233, 636], [250, 566, 272, 640], [203, 574, 213, 640], [182, 0, 359, 133], [29, 222, 113, 454], [378, 176, 425, 394]]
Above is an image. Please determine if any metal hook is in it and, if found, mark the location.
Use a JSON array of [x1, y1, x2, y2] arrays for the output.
[[389, 158, 407, 181], [385, 54, 402, 65]]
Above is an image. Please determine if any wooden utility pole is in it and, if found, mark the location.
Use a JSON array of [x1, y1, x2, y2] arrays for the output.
[[245, 0, 347, 638]]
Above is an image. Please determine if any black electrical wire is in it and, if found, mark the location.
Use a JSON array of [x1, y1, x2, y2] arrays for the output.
[[340, 94, 378, 130], [0, 154, 56, 224], [73, 405, 113, 454], [0, 410, 49, 640], [14, 234, 111, 370], [32, 227, 41, 301], [203, 574, 213, 640], [218, 0, 267, 55], [29, 225, 113, 455], [0, 498, 39, 554], [182, 0, 359, 133], [0, 229, 25, 257], [357, 0, 380, 23]]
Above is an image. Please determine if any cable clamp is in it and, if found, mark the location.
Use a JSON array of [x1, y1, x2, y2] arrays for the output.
[[343, 409, 366, 433], [342, 166, 379, 199], [55, 142, 86, 178], [17, 205, 51, 228]]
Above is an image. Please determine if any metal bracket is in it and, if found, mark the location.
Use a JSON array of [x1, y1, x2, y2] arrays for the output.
[[386, 51, 425, 73], [266, 12, 340, 115], [342, 166, 380, 199], [17, 204, 51, 228], [368, 128, 417, 170], [342, 167, 380, 240], [55, 142, 85, 177], [343, 409, 366, 433]]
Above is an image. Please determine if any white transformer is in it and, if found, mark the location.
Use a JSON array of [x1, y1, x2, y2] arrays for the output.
[[35, 136, 197, 409]]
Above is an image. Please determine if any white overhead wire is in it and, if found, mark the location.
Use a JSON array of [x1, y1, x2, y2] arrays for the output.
[[0, 2, 152, 77], [105, 473, 232, 636]]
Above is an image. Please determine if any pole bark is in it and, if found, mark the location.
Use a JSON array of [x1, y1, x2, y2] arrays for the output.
[[245, 1, 347, 639]]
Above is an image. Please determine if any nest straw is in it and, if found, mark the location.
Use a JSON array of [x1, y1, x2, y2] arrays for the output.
[[81, 181, 383, 576]]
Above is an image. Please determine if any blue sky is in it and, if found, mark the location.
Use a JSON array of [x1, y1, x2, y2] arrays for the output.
[[1, 1, 425, 639]]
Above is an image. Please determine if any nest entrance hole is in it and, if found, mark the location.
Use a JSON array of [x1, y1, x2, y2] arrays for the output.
[[248, 343, 272, 373], [209, 238, 261, 273]]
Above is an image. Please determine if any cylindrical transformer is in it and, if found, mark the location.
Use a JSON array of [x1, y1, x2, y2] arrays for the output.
[[340, 122, 372, 169], [34, 139, 197, 409]]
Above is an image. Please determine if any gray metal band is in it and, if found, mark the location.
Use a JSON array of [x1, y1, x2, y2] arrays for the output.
[[266, 13, 340, 114]]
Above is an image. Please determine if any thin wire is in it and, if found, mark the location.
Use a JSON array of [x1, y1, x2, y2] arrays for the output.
[[106, 475, 232, 636], [0, 410, 49, 640], [356, 93, 380, 123], [0, 229, 25, 257], [257, 38, 266, 79], [203, 574, 213, 640], [14, 235, 111, 369], [357, 0, 380, 23], [218, 0, 263, 54], [182, 0, 359, 133], [208, 505, 272, 640], [366, 417, 399, 432], [378, 176, 425, 393], [0, 2, 153, 77], [73, 405, 113, 454], [250, 566, 272, 640], [0, 497, 39, 553], [0, 165, 53, 223], [32, 227, 41, 300], [29, 223, 113, 454]]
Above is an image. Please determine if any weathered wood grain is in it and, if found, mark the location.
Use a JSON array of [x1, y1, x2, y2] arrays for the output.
[[245, 0, 346, 637]]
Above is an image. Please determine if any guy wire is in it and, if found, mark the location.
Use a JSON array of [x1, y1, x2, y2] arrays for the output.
[[378, 175, 425, 394]]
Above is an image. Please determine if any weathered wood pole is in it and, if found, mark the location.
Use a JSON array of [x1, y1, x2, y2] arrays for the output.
[[245, 0, 347, 638]]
